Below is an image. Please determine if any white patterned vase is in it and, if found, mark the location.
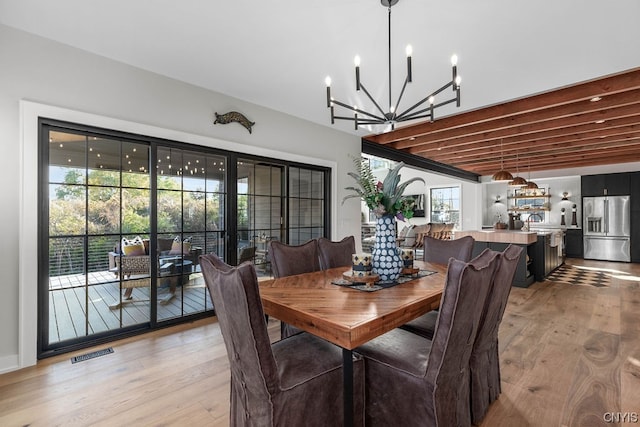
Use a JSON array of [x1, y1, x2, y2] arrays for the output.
[[372, 214, 403, 282]]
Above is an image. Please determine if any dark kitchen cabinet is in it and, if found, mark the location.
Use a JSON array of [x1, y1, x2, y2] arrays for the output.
[[531, 234, 562, 281], [631, 172, 640, 212], [565, 228, 583, 258], [631, 172, 640, 262], [581, 173, 630, 196], [581, 175, 606, 197]]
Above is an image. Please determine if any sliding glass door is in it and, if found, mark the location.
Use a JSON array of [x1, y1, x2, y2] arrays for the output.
[[40, 119, 330, 357]]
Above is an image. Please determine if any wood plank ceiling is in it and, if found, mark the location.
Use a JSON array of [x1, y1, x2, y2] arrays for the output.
[[363, 67, 640, 177]]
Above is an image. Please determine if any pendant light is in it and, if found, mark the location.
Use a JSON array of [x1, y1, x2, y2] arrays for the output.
[[524, 159, 538, 189], [492, 140, 514, 182], [508, 153, 527, 187]]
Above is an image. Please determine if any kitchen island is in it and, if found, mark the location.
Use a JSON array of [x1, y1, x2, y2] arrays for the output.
[[453, 229, 563, 287]]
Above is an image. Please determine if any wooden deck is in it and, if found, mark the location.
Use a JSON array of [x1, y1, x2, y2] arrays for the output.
[[48, 270, 212, 343], [48, 265, 274, 344]]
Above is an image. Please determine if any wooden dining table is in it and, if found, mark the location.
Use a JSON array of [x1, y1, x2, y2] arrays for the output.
[[258, 260, 447, 427]]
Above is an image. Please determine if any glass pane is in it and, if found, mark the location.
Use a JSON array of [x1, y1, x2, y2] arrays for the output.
[[122, 188, 150, 234], [254, 196, 272, 230], [207, 156, 226, 192], [157, 189, 182, 233], [311, 170, 324, 199], [298, 169, 312, 198], [122, 142, 150, 188], [88, 235, 117, 273], [254, 164, 273, 196], [237, 194, 250, 232], [311, 199, 324, 227], [206, 192, 224, 231], [87, 137, 120, 186], [50, 184, 86, 236], [298, 199, 312, 227], [289, 167, 300, 197], [271, 167, 282, 196], [270, 198, 282, 229], [49, 131, 86, 185], [206, 231, 225, 259], [182, 152, 206, 192], [87, 186, 120, 235], [49, 236, 85, 277], [184, 191, 206, 232], [237, 160, 254, 194], [289, 198, 300, 227], [157, 147, 182, 189]]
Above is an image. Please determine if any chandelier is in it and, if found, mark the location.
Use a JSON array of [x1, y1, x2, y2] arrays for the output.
[[325, 0, 462, 130]]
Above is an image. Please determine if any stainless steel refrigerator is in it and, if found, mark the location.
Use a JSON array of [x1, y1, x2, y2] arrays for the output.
[[583, 195, 631, 262]]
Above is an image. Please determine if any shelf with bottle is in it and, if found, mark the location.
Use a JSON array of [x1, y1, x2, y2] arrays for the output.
[[508, 207, 550, 212], [508, 187, 551, 211], [507, 194, 551, 200]]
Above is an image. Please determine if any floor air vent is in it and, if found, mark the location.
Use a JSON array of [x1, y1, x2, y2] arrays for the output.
[[70, 347, 114, 364]]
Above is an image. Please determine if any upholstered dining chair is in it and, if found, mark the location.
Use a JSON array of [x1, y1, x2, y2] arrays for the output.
[[317, 236, 356, 269], [269, 239, 321, 278], [423, 234, 475, 264], [355, 249, 499, 427], [237, 246, 256, 265], [268, 239, 321, 338], [469, 244, 523, 424], [200, 253, 365, 427], [400, 234, 475, 338]]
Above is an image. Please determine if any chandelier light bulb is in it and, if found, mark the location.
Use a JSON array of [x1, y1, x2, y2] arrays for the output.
[[354, 55, 361, 67], [405, 45, 413, 57], [325, 76, 331, 87], [455, 75, 462, 86], [428, 96, 435, 104], [451, 54, 458, 66], [390, 105, 395, 113]]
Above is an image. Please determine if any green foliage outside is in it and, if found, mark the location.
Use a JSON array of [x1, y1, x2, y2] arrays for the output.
[[49, 168, 222, 276]]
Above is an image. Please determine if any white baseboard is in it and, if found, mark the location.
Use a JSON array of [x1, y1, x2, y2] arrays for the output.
[[0, 354, 20, 374]]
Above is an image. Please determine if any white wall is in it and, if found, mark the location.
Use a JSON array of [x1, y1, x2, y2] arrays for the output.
[[0, 24, 361, 372], [380, 165, 483, 231]]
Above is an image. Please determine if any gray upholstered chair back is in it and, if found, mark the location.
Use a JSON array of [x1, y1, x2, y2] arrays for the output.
[[423, 234, 475, 264], [238, 246, 256, 265], [425, 248, 500, 426], [318, 236, 356, 269], [200, 253, 278, 425], [469, 244, 523, 424], [268, 239, 321, 278]]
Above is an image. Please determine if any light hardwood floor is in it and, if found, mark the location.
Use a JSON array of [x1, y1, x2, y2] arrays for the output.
[[1, 259, 639, 426]]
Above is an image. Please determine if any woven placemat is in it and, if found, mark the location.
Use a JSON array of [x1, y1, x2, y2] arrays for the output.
[[332, 270, 437, 292]]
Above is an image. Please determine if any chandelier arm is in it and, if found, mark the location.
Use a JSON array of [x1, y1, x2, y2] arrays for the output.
[[330, 98, 386, 122], [395, 81, 453, 120], [392, 76, 409, 117], [333, 116, 384, 125], [397, 107, 433, 122], [398, 113, 432, 122], [397, 96, 458, 122], [358, 82, 389, 118]]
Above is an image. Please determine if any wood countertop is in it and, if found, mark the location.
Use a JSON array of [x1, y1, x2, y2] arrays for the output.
[[453, 230, 538, 245]]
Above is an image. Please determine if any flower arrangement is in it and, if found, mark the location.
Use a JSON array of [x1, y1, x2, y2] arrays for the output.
[[343, 156, 425, 221]]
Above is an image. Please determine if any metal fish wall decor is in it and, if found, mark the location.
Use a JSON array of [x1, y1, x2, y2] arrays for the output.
[[214, 111, 255, 134]]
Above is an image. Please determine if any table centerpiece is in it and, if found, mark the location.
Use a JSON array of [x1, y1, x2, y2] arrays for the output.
[[343, 157, 425, 281]]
